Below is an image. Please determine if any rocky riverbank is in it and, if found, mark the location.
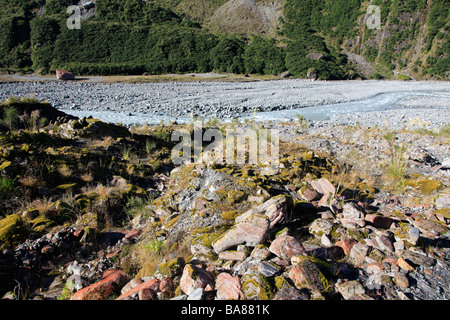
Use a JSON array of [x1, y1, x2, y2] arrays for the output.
[[0, 80, 448, 122], [0, 98, 448, 301]]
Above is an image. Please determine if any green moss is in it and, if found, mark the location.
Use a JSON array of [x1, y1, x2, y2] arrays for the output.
[[346, 228, 369, 243], [241, 272, 273, 300], [215, 188, 228, 198], [434, 208, 450, 219], [164, 215, 179, 229], [30, 216, 55, 232], [274, 276, 292, 290], [294, 255, 333, 271], [291, 258, 332, 294], [157, 258, 183, 278], [221, 210, 241, 221], [245, 181, 257, 188], [193, 233, 217, 248], [192, 226, 214, 236], [406, 178, 443, 195], [368, 248, 386, 263], [0, 214, 23, 245], [357, 182, 376, 197]]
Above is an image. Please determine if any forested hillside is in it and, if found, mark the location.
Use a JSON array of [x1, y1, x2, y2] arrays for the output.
[[0, 0, 448, 80]]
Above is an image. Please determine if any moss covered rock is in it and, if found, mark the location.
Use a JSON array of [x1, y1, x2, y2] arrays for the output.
[[0, 214, 25, 248], [241, 268, 273, 300], [289, 256, 332, 295]]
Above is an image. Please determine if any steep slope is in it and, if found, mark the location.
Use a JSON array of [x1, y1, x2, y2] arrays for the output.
[[343, 0, 450, 79], [0, 0, 448, 80], [208, 0, 285, 36]]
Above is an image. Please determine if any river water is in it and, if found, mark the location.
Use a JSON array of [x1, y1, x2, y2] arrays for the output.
[[60, 90, 449, 126]]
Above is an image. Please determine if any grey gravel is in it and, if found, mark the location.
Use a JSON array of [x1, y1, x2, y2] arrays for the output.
[[0, 79, 448, 129]]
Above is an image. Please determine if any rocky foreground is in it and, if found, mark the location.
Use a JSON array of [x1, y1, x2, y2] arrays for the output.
[[0, 98, 449, 301]]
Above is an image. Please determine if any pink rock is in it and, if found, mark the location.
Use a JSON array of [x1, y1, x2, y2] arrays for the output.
[[288, 259, 328, 292], [341, 202, 366, 228], [179, 264, 214, 296], [235, 195, 294, 229], [212, 214, 270, 253], [138, 288, 153, 300], [124, 229, 139, 239], [159, 277, 175, 294], [218, 250, 248, 261], [71, 270, 128, 300], [299, 188, 321, 202], [310, 178, 335, 195], [215, 273, 244, 300], [366, 262, 384, 273], [365, 214, 394, 229], [105, 249, 121, 259], [335, 239, 357, 256], [268, 235, 306, 260], [116, 278, 160, 300]]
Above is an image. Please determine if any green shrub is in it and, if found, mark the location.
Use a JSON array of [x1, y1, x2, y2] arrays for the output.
[[398, 73, 412, 81], [0, 106, 19, 132]]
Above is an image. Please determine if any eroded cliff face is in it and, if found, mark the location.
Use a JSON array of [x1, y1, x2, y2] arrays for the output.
[[341, 0, 449, 80], [208, 0, 285, 37]]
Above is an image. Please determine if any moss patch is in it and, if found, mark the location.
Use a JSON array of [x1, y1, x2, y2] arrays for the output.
[[0, 214, 24, 248], [221, 210, 241, 221], [406, 178, 443, 195], [241, 270, 273, 300]]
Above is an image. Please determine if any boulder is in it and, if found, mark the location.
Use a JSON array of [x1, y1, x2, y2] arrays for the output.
[[365, 214, 394, 229], [279, 70, 292, 79], [398, 250, 436, 268], [218, 250, 248, 261], [308, 218, 334, 238], [299, 188, 321, 202], [241, 268, 273, 300], [56, 69, 75, 80], [288, 257, 331, 293], [274, 287, 308, 300], [215, 272, 244, 300], [187, 287, 205, 300], [71, 269, 128, 300], [236, 195, 294, 229], [268, 235, 306, 260], [335, 239, 358, 256], [212, 214, 270, 253], [179, 264, 214, 296], [335, 280, 366, 300], [307, 71, 317, 81], [413, 219, 448, 236], [349, 242, 370, 266], [310, 178, 335, 196], [341, 202, 366, 228], [116, 278, 160, 300], [306, 52, 325, 60], [435, 195, 450, 209], [159, 277, 175, 295]]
